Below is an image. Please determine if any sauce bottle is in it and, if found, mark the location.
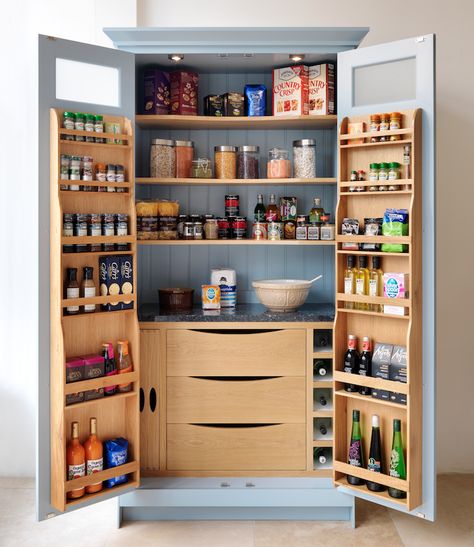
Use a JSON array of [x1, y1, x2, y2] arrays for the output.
[[66, 421, 85, 499], [81, 266, 96, 313], [65, 268, 79, 315], [103, 342, 117, 396], [117, 340, 133, 392], [84, 417, 103, 494], [265, 194, 280, 221]]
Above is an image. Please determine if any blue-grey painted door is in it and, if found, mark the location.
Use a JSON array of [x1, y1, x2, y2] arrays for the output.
[[37, 35, 135, 520], [336, 35, 436, 521]]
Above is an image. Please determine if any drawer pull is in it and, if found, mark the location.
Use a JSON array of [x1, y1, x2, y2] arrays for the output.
[[190, 423, 281, 429], [139, 388, 145, 413], [149, 387, 157, 412], [190, 329, 282, 335], [190, 376, 281, 382]]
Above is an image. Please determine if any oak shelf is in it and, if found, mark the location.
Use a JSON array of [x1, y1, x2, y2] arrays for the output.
[[138, 240, 336, 246], [335, 477, 408, 507], [64, 371, 139, 396], [336, 235, 411, 245], [339, 127, 412, 141], [60, 140, 131, 150], [334, 389, 407, 410], [339, 179, 413, 189], [61, 294, 136, 308], [333, 371, 409, 394], [336, 250, 409, 257], [136, 177, 336, 186], [65, 390, 137, 410], [336, 308, 409, 320], [333, 461, 408, 492], [62, 235, 135, 245], [339, 190, 412, 196], [340, 139, 412, 150], [336, 293, 411, 308], [65, 480, 140, 509]]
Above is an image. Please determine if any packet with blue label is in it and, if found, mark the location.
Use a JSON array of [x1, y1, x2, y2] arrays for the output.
[[381, 209, 409, 253], [104, 437, 128, 488], [244, 84, 266, 116]]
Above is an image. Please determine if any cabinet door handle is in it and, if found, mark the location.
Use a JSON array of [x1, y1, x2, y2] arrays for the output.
[[149, 387, 157, 413], [190, 376, 281, 381], [139, 388, 145, 413], [190, 423, 281, 429]]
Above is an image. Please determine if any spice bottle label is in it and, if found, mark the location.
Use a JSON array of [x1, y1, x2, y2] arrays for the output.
[[68, 462, 85, 480]]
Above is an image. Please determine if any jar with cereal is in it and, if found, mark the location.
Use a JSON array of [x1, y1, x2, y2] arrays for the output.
[[293, 139, 316, 178], [150, 138, 175, 178]]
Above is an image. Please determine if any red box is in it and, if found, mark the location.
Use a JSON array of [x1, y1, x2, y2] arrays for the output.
[[170, 71, 199, 115], [272, 65, 309, 116], [309, 63, 335, 115]]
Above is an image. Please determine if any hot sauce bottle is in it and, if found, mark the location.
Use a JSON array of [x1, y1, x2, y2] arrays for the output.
[[84, 417, 103, 494], [66, 421, 85, 499]]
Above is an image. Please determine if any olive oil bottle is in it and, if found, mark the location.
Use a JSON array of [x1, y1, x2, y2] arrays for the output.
[[344, 255, 357, 309], [355, 256, 370, 310], [369, 256, 384, 312]]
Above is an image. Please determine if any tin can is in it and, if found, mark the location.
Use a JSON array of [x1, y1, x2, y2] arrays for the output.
[[280, 196, 298, 221], [217, 217, 231, 239], [268, 221, 283, 240], [225, 194, 239, 217], [193, 221, 203, 240], [177, 214, 188, 239], [284, 220, 296, 239], [183, 222, 194, 240], [232, 217, 247, 240], [252, 221, 267, 240]]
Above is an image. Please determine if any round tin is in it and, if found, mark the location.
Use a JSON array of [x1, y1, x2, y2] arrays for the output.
[[252, 221, 268, 240]]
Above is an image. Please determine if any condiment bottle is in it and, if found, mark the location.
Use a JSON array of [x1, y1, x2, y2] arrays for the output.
[[265, 194, 280, 221], [66, 421, 85, 499], [309, 198, 324, 224], [356, 256, 370, 310], [117, 340, 133, 392], [369, 256, 384, 312], [103, 342, 117, 396], [81, 266, 96, 313], [65, 268, 79, 315], [83, 417, 103, 494]]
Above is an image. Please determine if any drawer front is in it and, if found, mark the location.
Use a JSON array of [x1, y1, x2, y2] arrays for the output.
[[166, 329, 306, 376], [167, 376, 305, 424], [167, 423, 306, 471]]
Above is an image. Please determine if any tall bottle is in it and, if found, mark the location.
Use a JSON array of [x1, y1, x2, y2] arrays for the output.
[[65, 268, 80, 315], [309, 197, 324, 224], [265, 193, 280, 221], [81, 266, 96, 313], [102, 342, 117, 396], [343, 255, 357, 309], [83, 417, 103, 494], [319, 423, 328, 436], [347, 409, 365, 485], [343, 334, 360, 392], [388, 419, 407, 499], [366, 414, 385, 492], [254, 193, 266, 221], [117, 340, 133, 393], [369, 256, 384, 312], [356, 256, 370, 310], [66, 421, 85, 499], [359, 336, 372, 396]]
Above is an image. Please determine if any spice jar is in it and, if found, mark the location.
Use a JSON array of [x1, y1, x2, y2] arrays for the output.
[[193, 221, 203, 240], [204, 218, 218, 240], [74, 213, 89, 253], [85, 114, 95, 142], [183, 222, 194, 240], [369, 114, 380, 142], [82, 156, 93, 191], [350, 170, 357, 182], [115, 165, 125, 183], [102, 213, 115, 251], [60, 155, 69, 190], [191, 158, 212, 178], [369, 163, 379, 181], [89, 214, 102, 252], [388, 162, 401, 181], [237, 146, 259, 179], [63, 213, 74, 253], [94, 114, 104, 143], [69, 157, 81, 191], [293, 139, 316, 178], [63, 112, 75, 141], [378, 162, 389, 181], [177, 214, 188, 239], [390, 112, 402, 130], [380, 113, 390, 132], [150, 138, 175, 178], [267, 148, 291, 178], [106, 164, 116, 193], [175, 140, 194, 178], [214, 145, 237, 179], [74, 113, 85, 141]]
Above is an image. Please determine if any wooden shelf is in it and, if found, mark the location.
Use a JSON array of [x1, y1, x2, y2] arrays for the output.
[[333, 461, 408, 492], [336, 308, 409, 320], [59, 127, 131, 141], [64, 371, 138, 396], [339, 179, 412, 189], [138, 239, 336, 246], [336, 293, 411, 309], [336, 250, 409, 257], [65, 459, 138, 491], [136, 177, 336, 186], [339, 190, 412, 196], [339, 128, 412, 141], [336, 235, 411, 245], [61, 309, 135, 320], [60, 139, 131, 150], [135, 114, 338, 130], [65, 480, 139, 508], [333, 371, 408, 395], [61, 294, 136, 308], [334, 389, 407, 409], [62, 250, 133, 257], [335, 477, 407, 507], [62, 235, 135, 245], [59, 180, 132, 189], [65, 390, 137, 410], [340, 139, 412, 149]]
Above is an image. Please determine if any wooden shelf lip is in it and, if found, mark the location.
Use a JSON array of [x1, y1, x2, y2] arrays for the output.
[[59, 128, 131, 140], [339, 190, 412, 196], [339, 128, 412, 140], [65, 390, 137, 410], [337, 250, 410, 257], [336, 235, 411, 244], [135, 113, 338, 130], [333, 371, 408, 395], [59, 180, 132, 188], [65, 480, 139, 508], [336, 293, 411, 308], [335, 389, 408, 409], [136, 177, 336, 185], [64, 371, 139, 395], [313, 440, 333, 447], [336, 308, 409, 320], [62, 309, 135, 320], [60, 140, 131, 150], [339, 179, 412, 188], [62, 250, 133, 257], [61, 294, 136, 308], [138, 240, 336, 246], [340, 139, 412, 149], [333, 461, 408, 492], [335, 477, 407, 507], [62, 235, 135, 244], [64, 461, 139, 492]]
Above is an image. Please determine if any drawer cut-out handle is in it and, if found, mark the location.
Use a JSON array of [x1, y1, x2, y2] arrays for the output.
[[190, 423, 281, 429], [190, 329, 283, 335], [191, 376, 281, 382], [149, 387, 157, 412], [139, 388, 145, 413]]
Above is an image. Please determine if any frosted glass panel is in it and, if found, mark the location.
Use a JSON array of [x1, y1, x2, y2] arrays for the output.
[[56, 58, 119, 106], [353, 58, 416, 106]]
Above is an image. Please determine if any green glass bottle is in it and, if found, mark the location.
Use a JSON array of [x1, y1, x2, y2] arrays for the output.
[[347, 409, 365, 485], [366, 414, 385, 492], [254, 193, 266, 221], [388, 419, 407, 499]]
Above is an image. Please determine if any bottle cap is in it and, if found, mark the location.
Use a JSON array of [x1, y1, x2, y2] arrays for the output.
[[372, 256, 381, 269], [372, 415, 380, 427], [352, 409, 360, 421], [348, 334, 357, 341], [359, 255, 367, 268]]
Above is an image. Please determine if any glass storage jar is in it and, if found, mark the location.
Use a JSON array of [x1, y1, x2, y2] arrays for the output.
[[369, 163, 379, 181], [293, 139, 316, 178], [237, 145, 259, 179], [191, 158, 212, 178], [62, 112, 75, 141], [89, 214, 102, 252], [204, 218, 218, 240], [150, 138, 175, 178], [369, 114, 380, 142], [267, 148, 291, 179], [214, 145, 237, 179], [175, 140, 194, 178], [94, 114, 104, 143], [85, 114, 95, 142], [388, 162, 401, 180]]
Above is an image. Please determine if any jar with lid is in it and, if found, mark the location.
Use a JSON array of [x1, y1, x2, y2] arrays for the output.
[[204, 218, 218, 240], [60, 155, 69, 190], [116, 214, 128, 250], [82, 156, 93, 191], [150, 138, 175, 178], [115, 164, 125, 193], [237, 146, 259, 179], [388, 162, 401, 181], [379, 113, 390, 132], [106, 164, 116, 193], [296, 215, 308, 240], [89, 214, 102, 252], [175, 140, 194, 178], [369, 114, 380, 142], [390, 112, 402, 130], [74, 113, 85, 141], [214, 145, 237, 179], [63, 213, 74, 253], [63, 112, 75, 141], [102, 213, 115, 252], [183, 222, 194, 240], [191, 158, 212, 178], [177, 215, 188, 239], [293, 139, 316, 178], [320, 214, 335, 241], [85, 114, 95, 142], [193, 221, 203, 240], [81, 267, 96, 313], [350, 170, 357, 182], [369, 163, 379, 181], [378, 162, 389, 181], [74, 213, 89, 252], [267, 148, 291, 178], [69, 156, 81, 191], [94, 114, 104, 143]]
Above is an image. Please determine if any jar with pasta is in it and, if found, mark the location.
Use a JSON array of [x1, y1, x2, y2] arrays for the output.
[[150, 138, 175, 178], [214, 145, 237, 179], [293, 139, 316, 178], [175, 140, 194, 178]]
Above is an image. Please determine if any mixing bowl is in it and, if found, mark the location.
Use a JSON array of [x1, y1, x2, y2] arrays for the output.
[[252, 278, 317, 312]]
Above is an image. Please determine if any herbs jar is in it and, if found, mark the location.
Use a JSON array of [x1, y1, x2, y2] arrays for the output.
[[214, 145, 237, 179], [94, 115, 104, 143], [293, 139, 316, 178], [74, 113, 85, 141], [150, 139, 175, 178], [191, 158, 212, 178]]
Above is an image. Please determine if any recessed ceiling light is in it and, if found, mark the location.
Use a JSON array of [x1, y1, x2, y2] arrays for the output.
[[168, 54, 184, 62], [243, 53, 255, 58], [218, 53, 229, 58], [289, 54, 305, 62]]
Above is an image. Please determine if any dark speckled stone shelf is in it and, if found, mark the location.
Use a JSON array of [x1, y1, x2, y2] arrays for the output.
[[138, 303, 335, 323]]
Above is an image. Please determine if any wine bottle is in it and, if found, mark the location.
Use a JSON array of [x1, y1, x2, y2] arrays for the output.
[[347, 409, 365, 485], [314, 359, 328, 377], [356, 256, 370, 310], [314, 448, 328, 465], [66, 421, 85, 499], [359, 337, 372, 396], [344, 255, 356, 309], [84, 417, 103, 494], [254, 193, 266, 221], [388, 419, 407, 499], [319, 423, 328, 436], [319, 395, 328, 407], [344, 334, 360, 392], [366, 414, 385, 492]]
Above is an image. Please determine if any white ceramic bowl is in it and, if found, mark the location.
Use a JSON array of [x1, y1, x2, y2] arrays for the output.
[[252, 279, 312, 312]]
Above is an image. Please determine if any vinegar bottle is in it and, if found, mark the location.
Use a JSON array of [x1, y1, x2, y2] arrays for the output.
[[254, 193, 266, 221], [265, 194, 280, 221], [389, 419, 407, 499], [84, 417, 103, 494], [356, 256, 370, 310], [117, 340, 133, 393], [366, 414, 385, 492], [66, 421, 85, 499], [347, 409, 365, 486], [102, 342, 117, 396], [369, 256, 383, 312], [343, 255, 357, 309]]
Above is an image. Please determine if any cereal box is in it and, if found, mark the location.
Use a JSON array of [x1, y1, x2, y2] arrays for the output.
[[120, 255, 134, 310], [170, 71, 199, 115], [309, 63, 335, 115], [272, 65, 309, 116], [143, 69, 170, 115], [99, 256, 121, 312], [202, 285, 221, 310]]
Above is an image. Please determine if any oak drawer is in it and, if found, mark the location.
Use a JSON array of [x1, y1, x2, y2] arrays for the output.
[[167, 423, 306, 471], [167, 376, 305, 424], [166, 329, 306, 376]]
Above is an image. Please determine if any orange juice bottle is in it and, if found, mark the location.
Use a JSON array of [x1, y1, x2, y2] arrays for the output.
[[66, 421, 85, 499], [84, 417, 103, 494]]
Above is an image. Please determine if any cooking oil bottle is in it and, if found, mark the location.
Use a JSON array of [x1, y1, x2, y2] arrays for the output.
[[369, 256, 384, 312], [343, 255, 357, 309], [355, 256, 370, 310]]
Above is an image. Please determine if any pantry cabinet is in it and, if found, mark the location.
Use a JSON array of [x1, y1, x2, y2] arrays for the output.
[[38, 28, 435, 525]]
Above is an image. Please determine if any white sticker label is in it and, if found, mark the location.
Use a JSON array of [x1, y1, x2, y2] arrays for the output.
[[83, 287, 96, 311], [87, 457, 103, 476], [356, 279, 365, 296], [344, 277, 353, 295], [369, 279, 378, 297]]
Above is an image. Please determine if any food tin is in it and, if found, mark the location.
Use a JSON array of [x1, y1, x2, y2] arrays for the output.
[[252, 221, 268, 240], [267, 221, 283, 240], [280, 196, 298, 221], [284, 220, 296, 239], [217, 217, 231, 239], [225, 194, 239, 217], [232, 217, 247, 240]]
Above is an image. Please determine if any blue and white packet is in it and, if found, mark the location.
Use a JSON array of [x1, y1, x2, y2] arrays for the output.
[[104, 437, 129, 488]]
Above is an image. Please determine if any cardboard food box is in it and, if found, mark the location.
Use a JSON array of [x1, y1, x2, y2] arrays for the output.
[[372, 342, 393, 380], [223, 92, 245, 116], [347, 121, 365, 144], [82, 354, 105, 402], [309, 63, 335, 115], [383, 273, 409, 316], [170, 71, 199, 115], [372, 388, 390, 402], [272, 65, 309, 116], [143, 69, 170, 115], [390, 345, 408, 383], [120, 255, 134, 310], [99, 256, 121, 312], [65, 357, 85, 406], [389, 392, 407, 405], [202, 285, 221, 310]]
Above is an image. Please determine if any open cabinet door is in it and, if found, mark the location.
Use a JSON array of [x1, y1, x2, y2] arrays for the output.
[[333, 35, 435, 520], [38, 35, 139, 520]]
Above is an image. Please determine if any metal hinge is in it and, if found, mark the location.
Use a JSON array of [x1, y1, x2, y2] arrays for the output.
[[415, 36, 425, 43]]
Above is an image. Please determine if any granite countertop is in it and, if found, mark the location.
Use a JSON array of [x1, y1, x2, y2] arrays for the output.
[[138, 303, 335, 323]]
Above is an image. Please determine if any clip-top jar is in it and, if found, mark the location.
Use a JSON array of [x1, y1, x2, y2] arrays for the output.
[[293, 139, 316, 178], [214, 145, 237, 179]]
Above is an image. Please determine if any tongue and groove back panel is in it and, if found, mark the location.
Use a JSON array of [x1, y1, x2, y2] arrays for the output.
[[135, 71, 337, 304]]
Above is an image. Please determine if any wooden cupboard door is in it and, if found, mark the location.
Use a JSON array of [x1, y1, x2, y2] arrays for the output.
[[167, 424, 306, 471], [167, 376, 306, 424], [166, 329, 306, 377]]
